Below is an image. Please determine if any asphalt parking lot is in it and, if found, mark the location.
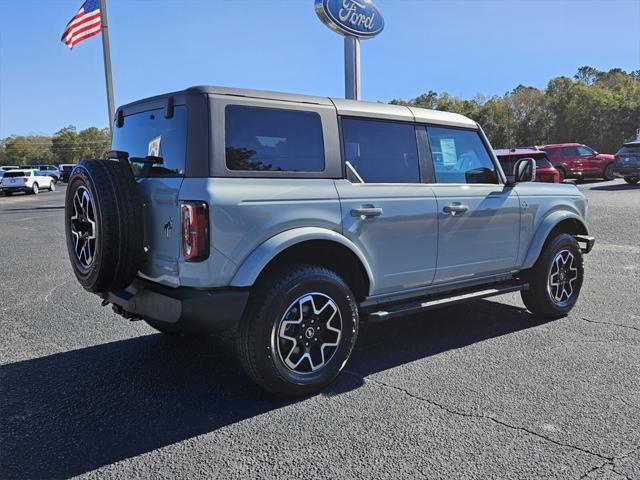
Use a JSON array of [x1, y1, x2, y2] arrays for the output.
[[0, 180, 638, 479]]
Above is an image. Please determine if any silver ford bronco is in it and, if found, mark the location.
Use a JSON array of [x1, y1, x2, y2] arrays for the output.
[[65, 86, 595, 396]]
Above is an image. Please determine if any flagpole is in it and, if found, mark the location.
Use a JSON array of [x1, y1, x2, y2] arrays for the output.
[[99, 0, 115, 137]]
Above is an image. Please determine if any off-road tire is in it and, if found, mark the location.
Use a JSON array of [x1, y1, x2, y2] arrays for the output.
[[521, 233, 584, 318], [65, 159, 144, 293], [624, 176, 639, 185], [238, 264, 359, 397], [602, 163, 615, 181]]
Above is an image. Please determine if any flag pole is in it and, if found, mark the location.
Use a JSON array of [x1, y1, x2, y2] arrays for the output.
[[99, 0, 115, 137]]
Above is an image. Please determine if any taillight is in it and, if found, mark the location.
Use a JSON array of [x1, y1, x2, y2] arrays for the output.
[[181, 201, 209, 262], [23, 177, 29, 182]]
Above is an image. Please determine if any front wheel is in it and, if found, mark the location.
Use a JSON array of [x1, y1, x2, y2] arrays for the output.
[[602, 163, 615, 181], [238, 265, 359, 397], [624, 176, 639, 185], [49, 181, 56, 192], [521, 233, 584, 318]]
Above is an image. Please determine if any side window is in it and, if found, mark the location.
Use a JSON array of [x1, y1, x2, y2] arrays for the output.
[[341, 118, 420, 183], [225, 106, 324, 172], [427, 127, 498, 184], [561, 146, 579, 157]]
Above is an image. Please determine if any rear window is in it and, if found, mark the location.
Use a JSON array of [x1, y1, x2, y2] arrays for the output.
[[535, 157, 553, 168], [112, 106, 187, 176], [4, 171, 28, 178], [617, 145, 640, 156], [225, 105, 325, 172]]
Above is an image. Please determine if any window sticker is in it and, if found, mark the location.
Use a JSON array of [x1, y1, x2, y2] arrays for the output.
[[440, 138, 458, 166], [148, 136, 162, 157]]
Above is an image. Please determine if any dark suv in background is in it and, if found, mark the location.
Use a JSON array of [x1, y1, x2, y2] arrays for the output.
[[613, 135, 640, 184], [494, 148, 560, 183], [538, 143, 616, 181]]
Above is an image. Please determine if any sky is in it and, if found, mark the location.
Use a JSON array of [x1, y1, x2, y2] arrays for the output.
[[0, 0, 639, 138]]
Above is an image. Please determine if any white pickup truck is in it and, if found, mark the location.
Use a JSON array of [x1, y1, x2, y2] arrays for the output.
[[1, 169, 55, 196]]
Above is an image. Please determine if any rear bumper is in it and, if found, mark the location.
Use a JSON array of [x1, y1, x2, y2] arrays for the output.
[[106, 279, 249, 333], [613, 165, 640, 177]]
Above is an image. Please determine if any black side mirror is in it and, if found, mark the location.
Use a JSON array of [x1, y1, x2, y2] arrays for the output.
[[513, 158, 536, 183], [465, 167, 497, 184]]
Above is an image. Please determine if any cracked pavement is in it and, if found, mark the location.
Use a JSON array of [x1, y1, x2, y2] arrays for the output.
[[1, 179, 638, 479]]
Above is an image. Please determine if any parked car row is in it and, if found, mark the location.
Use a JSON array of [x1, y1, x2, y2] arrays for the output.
[[493, 132, 640, 185], [0, 164, 78, 186], [0, 169, 56, 195]]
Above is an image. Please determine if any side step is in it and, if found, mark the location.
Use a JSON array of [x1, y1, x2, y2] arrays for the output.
[[366, 282, 527, 322]]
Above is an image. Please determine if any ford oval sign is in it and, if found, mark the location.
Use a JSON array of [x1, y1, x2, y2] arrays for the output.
[[315, 0, 384, 39]]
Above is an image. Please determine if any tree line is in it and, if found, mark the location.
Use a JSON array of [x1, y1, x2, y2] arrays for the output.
[[0, 126, 110, 166], [0, 66, 638, 167], [391, 66, 639, 153]]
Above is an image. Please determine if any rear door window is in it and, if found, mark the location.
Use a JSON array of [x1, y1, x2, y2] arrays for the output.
[[225, 106, 324, 172], [427, 127, 498, 184], [112, 106, 187, 176], [561, 146, 579, 157], [341, 118, 420, 183]]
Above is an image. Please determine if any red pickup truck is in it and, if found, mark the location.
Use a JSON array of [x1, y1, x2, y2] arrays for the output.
[[538, 143, 616, 181]]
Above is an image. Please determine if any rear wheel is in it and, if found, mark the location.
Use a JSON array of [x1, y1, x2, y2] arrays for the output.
[[521, 233, 584, 318], [238, 265, 359, 397], [624, 176, 639, 185], [31, 183, 39, 195], [602, 163, 615, 181]]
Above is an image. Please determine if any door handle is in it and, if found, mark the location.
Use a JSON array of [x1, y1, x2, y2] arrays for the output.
[[351, 206, 383, 219], [443, 203, 468, 216]]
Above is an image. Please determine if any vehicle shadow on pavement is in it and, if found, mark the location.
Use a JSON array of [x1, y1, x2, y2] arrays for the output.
[[590, 183, 639, 191], [0, 300, 545, 478]]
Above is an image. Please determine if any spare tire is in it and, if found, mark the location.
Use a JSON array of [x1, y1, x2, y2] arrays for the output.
[[65, 159, 144, 293]]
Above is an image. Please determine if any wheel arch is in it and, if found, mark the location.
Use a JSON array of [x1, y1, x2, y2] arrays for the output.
[[230, 227, 374, 301], [522, 213, 588, 269]]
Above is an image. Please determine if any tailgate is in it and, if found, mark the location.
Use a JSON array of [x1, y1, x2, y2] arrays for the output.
[[137, 178, 184, 287]]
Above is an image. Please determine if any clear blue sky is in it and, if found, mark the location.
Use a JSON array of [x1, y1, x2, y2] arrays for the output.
[[1, 0, 639, 138]]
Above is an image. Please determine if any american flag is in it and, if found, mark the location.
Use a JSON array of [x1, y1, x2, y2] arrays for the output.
[[61, 0, 102, 49]]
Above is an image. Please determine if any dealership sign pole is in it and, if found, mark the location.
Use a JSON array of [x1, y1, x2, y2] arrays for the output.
[[315, 0, 384, 100]]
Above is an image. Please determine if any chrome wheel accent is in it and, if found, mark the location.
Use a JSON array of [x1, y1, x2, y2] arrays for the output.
[[275, 292, 342, 374], [70, 186, 97, 268], [548, 249, 578, 305]]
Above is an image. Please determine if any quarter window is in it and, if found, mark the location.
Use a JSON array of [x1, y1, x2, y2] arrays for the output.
[[225, 106, 325, 172], [341, 118, 420, 183], [427, 127, 498, 184]]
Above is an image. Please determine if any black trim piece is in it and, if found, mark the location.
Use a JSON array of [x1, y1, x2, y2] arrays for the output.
[[364, 280, 527, 321], [164, 96, 175, 119]]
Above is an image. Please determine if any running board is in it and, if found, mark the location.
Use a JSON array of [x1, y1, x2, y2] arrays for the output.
[[366, 282, 527, 322]]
